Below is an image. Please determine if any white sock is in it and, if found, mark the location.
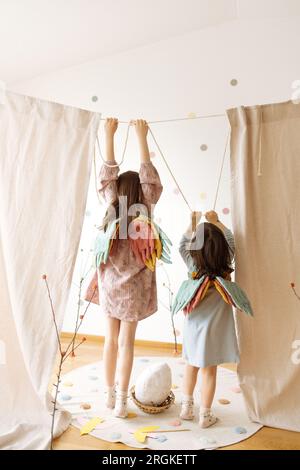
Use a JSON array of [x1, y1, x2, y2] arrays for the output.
[[180, 394, 194, 420], [114, 389, 128, 418], [104, 385, 116, 409]]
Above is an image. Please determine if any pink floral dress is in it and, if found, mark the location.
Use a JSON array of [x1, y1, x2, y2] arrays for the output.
[[97, 162, 163, 322]]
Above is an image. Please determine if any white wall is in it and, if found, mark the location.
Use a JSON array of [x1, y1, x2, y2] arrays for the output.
[[11, 16, 300, 342]]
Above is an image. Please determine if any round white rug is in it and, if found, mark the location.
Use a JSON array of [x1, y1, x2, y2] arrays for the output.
[[56, 356, 262, 450]]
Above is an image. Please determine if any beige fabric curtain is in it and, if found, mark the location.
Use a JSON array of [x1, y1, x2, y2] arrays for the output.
[[227, 101, 300, 432], [0, 91, 100, 449]]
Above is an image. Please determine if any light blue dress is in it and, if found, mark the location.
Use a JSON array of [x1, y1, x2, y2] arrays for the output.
[[179, 228, 240, 368]]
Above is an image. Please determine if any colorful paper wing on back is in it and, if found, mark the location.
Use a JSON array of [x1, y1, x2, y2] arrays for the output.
[[172, 276, 206, 315], [94, 218, 120, 267], [129, 216, 172, 272], [215, 277, 254, 316]]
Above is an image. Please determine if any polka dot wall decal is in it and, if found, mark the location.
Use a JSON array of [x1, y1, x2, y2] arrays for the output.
[[222, 208, 230, 215], [91, 95, 98, 102], [175, 329, 181, 336], [173, 187, 180, 195], [85, 210, 91, 217], [200, 192, 207, 200], [88, 375, 99, 381], [150, 151, 156, 158], [187, 112, 197, 119], [89, 388, 99, 393], [230, 79, 238, 86], [140, 358, 149, 363], [231, 386, 241, 393], [200, 144, 208, 151]]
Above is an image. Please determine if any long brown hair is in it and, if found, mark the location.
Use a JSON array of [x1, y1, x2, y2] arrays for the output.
[[101, 170, 143, 230], [190, 222, 233, 279]]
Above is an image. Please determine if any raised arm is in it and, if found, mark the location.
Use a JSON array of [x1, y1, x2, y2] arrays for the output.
[[98, 118, 119, 203], [205, 210, 235, 255], [179, 211, 202, 270], [134, 119, 163, 206]]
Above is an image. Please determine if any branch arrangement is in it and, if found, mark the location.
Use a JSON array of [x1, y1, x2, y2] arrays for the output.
[[43, 272, 95, 450]]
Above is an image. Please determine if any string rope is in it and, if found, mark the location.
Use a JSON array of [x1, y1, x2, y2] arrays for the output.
[[212, 129, 230, 211], [97, 122, 131, 167], [148, 126, 193, 212], [94, 118, 230, 214], [99, 112, 225, 125]]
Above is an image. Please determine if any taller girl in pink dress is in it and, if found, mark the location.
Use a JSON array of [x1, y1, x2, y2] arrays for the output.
[[97, 118, 163, 418]]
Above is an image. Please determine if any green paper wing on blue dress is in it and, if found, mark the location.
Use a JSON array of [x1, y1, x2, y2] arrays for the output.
[[94, 218, 120, 267], [172, 276, 205, 316], [216, 277, 253, 316], [153, 220, 172, 264]]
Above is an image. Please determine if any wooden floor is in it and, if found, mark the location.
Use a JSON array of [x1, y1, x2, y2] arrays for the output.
[[52, 338, 300, 450]]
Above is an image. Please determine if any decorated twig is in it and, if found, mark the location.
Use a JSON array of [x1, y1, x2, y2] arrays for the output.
[[43, 271, 95, 450], [291, 282, 300, 301], [159, 263, 179, 354]]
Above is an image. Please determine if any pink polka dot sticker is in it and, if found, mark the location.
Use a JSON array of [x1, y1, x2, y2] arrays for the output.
[[187, 112, 197, 119], [222, 207, 230, 215], [150, 151, 156, 159], [200, 192, 207, 200]]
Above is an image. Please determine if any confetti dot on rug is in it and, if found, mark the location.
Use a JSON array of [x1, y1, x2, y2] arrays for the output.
[[222, 207, 230, 215], [199, 437, 217, 446], [110, 432, 122, 441], [150, 151, 156, 158], [63, 381, 73, 387], [80, 403, 91, 410], [200, 144, 208, 151], [218, 398, 231, 405], [231, 386, 241, 393], [200, 192, 207, 200], [88, 376, 99, 381], [230, 79, 238, 86], [187, 112, 197, 119], [234, 426, 247, 434], [168, 419, 181, 427], [157, 435, 168, 443], [127, 412, 138, 419], [91, 95, 98, 102], [60, 394, 72, 401]]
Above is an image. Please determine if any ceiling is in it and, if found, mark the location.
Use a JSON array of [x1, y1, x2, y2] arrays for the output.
[[1, 0, 300, 85]]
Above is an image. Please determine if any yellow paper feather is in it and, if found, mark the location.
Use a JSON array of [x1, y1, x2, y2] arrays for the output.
[[80, 417, 104, 436], [134, 425, 160, 443]]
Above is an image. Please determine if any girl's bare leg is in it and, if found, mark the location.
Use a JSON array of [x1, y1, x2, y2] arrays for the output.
[[103, 317, 120, 408], [180, 364, 199, 420], [200, 365, 217, 408], [199, 365, 218, 428], [114, 320, 138, 418]]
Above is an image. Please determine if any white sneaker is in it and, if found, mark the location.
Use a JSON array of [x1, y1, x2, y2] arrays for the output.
[[199, 410, 218, 428], [113, 390, 128, 418], [104, 385, 116, 409], [180, 398, 194, 420]]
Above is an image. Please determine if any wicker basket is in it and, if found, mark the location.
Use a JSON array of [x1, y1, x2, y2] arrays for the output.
[[130, 386, 175, 414]]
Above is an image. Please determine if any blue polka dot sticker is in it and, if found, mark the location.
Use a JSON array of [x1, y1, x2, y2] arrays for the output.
[[111, 432, 121, 441], [234, 426, 247, 434], [60, 394, 72, 401]]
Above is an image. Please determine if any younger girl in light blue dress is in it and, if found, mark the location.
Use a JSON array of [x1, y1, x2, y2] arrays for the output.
[[178, 210, 239, 428]]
